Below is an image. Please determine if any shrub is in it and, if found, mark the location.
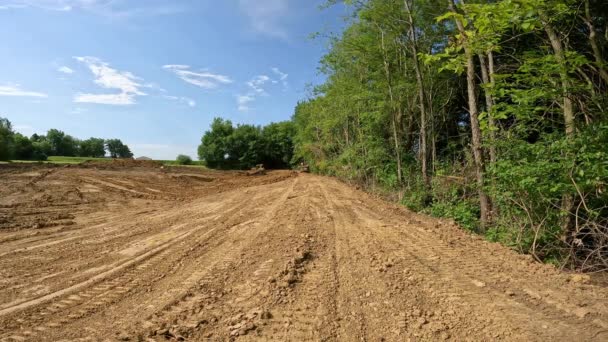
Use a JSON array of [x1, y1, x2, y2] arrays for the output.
[[176, 154, 193, 165]]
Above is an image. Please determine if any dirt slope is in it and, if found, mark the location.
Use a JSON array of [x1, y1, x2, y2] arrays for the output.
[[0, 166, 607, 341]]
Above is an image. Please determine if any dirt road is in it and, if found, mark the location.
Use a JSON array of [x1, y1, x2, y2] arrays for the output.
[[1, 164, 607, 341]]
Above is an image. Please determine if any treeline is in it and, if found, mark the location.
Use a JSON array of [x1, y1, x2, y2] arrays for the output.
[[291, 0, 607, 270], [198, 118, 295, 170], [0, 117, 133, 161]]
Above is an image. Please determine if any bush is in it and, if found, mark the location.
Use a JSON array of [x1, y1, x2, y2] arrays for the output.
[[176, 154, 193, 165], [429, 200, 480, 232]]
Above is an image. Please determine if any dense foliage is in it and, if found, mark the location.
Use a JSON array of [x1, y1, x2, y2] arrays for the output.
[[0, 117, 134, 160], [291, 0, 607, 270], [198, 118, 295, 170], [176, 154, 193, 165]]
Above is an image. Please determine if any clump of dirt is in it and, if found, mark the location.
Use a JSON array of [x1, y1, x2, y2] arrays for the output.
[[274, 250, 313, 288], [246, 164, 266, 176], [227, 310, 260, 337]]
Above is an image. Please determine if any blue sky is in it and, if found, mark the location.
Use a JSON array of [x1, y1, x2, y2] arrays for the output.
[[0, 0, 346, 159]]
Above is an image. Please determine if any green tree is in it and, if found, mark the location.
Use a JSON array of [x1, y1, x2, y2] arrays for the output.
[[176, 154, 193, 165], [294, 0, 608, 269], [198, 118, 235, 169], [106, 139, 133, 158], [198, 118, 295, 170], [227, 124, 264, 169], [31, 136, 52, 161], [79, 138, 106, 158], [46, 129, 79, 156], [261, 121, 295, 169], [12, 133, 34, 160], [0, 117, 14, 161]]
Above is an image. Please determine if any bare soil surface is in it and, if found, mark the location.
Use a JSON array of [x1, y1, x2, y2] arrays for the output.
[[1, 164, 607, 341]]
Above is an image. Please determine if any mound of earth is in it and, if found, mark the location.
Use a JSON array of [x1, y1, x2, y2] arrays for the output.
[[81, 158, 163, 169]]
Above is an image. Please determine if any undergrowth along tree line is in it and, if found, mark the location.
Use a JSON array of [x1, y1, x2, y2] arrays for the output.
[[0, 117, 133, 161], [289, 0, 607, 271]]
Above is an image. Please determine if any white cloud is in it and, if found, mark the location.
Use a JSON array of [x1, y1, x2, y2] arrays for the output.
[[163, 64, 189, 70], [164, 95, 196, 107], [271, 67, 288, 88], [0, 1, 103, 12], [236, 67, 289, 112], [58, 66, 74, 74], [2, 1, 184, 17], [0, 84, 48, 98], [239, 0, 289, 39], [74, 56, 146, 105], [74, 92, 136, 105], [0, 4, 27, 10], [236, 94, 254, 112], [247, 75, 270, 94], [163, 65, 232, 90]]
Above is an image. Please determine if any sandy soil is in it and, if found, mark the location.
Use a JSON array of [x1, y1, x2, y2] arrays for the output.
[[0, 164, 607, 341]]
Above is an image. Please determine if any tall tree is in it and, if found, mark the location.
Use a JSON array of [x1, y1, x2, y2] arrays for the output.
[[106, 139, 133, 158], [446, 0, 491, 227], [404, 0, 431, 187], [0, 117, 14, 161]]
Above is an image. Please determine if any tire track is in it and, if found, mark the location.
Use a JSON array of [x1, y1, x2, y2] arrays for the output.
[[136, 178, 299, 340], [0, 180, 294, 340], [319, 176, 608, 340]]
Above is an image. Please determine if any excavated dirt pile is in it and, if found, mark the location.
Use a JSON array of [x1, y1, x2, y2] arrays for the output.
[[81, 158, 164, 169], [0, 165, 607, 341]]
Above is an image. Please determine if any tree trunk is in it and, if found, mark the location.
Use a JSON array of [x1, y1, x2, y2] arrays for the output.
[[447, 0, 491, 228], [404, 0, 430, 188], [478, 52, 497, 163], [583, 0, 608, 85], [540, 11, 575, 136], [540, 10, 577, 239], [379, 27, 403, 183]]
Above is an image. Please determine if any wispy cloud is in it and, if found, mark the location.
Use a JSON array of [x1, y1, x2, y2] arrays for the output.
[[74, 56, 146, 105], [247, 75, 271, 95], [0, 84, 48, 98], [239, 0, 289, 39], [236, 94, 255, 112], [0, 4, 27, 10], [163, 65, 232, 89], [236, 68, 289, 112], [164, 95, 196, 107], [271, 67, 288, 88], [1, 0, 184, 18], [58, 66, 74, 74]]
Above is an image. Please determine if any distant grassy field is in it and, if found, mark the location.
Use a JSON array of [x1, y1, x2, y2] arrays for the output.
[[5, 156, 207, 168], [49, 156, 112, 164], [7, 156, 110, 164]]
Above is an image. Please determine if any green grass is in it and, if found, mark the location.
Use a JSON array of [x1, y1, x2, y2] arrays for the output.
[[7, 156, 112, 164], [5, 156, 207, 168], [10, 156, 110, 164], [48, 156, 111, 164]]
